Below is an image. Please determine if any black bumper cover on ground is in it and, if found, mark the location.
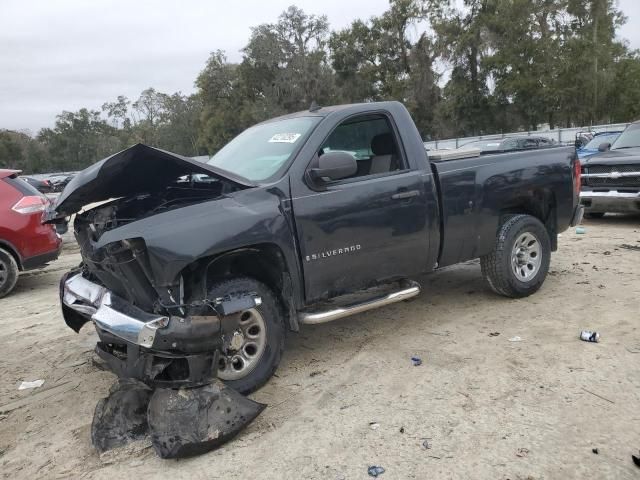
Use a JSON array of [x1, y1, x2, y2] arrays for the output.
[[92, 379, 266, 459]]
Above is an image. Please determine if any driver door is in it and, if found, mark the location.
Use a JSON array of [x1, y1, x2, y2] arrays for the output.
[[290, 113, 430, 302]]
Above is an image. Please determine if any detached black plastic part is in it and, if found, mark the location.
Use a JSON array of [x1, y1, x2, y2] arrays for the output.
[[91, 379, 265, 459], [92, 380, 153, 452], [148, 381, 266, 459]]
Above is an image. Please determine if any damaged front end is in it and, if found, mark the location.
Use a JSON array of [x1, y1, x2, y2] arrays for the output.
[[53, 144, 266, 458]]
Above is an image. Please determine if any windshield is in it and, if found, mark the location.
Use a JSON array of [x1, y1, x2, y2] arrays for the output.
[[611, 123, 640, 150], [207, 117, 320, 181], [584, 132, 620, 149]]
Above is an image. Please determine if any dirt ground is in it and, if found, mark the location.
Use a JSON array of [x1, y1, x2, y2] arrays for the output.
[[1, 216, 639, 479]]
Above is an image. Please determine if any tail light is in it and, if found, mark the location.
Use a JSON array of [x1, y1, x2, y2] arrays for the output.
[[12, 195, 48, 214], [573, 158, 581, 196]]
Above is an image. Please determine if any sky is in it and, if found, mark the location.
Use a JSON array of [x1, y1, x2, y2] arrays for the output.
[[1, 0, 639, 134]]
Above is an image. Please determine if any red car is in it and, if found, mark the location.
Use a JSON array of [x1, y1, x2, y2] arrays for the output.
[[0, 169, 62, 298]]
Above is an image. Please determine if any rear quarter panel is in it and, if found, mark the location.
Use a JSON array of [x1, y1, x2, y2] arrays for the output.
[[433, 147, 576, 267]]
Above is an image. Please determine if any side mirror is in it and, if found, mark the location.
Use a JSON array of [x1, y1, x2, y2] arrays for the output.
[[598, 142, 611, 152], [309, 151, 357, 183]]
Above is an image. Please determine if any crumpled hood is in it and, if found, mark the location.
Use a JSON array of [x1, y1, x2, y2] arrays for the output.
[[48, 144, 255, 218], [582, 146, 640, 166]]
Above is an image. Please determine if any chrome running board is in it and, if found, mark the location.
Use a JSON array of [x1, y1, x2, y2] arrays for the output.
[[299, 280, 421, 325]]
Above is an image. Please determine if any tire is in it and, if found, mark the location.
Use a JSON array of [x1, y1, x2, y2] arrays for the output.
[[207, 277, 285, 395], [585, 212, 605, 219], [0, 247, 19, 299], [480, 214, 551, 298]]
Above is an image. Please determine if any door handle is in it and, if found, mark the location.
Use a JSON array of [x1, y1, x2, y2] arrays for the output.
[[391, 190, 420, 200]]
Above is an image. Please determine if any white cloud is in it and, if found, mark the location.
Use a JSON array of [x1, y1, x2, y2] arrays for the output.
[[0, 0, 389, 132]]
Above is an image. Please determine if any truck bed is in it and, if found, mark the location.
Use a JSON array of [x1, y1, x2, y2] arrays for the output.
[[429, 147, 576, 267]]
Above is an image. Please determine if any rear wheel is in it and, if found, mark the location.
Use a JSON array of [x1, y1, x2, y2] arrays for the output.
[[481, 214, 551, 298], [207, 277, 285, 395], [0, 248, 19, 299]]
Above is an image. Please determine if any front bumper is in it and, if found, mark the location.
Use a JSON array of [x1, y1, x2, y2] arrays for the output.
[[61, 272, 222, 387], [62, 273, 170, 348], [580, 190, 640, 213]]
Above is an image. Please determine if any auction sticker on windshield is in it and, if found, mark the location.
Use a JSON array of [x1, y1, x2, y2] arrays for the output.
[[269, 133, 302, 143]]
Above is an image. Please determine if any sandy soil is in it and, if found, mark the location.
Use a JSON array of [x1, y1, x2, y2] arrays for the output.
[[1, 216, 639, 479]]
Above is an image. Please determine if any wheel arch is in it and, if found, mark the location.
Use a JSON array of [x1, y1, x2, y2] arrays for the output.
[[499, 188, 558, 251], [0, 240, 23, 270], [181, 243, 300, 332]]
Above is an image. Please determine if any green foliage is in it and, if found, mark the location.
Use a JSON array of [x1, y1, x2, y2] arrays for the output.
[[2, 1, 640, 174]]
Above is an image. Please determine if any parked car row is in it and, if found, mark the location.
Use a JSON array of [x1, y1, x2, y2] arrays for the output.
[[19, 172, 76, 194], [20, 176, 54, 193], [458, 136, 559, 154]]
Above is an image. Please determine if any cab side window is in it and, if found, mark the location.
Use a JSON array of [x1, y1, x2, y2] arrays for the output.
[[319, 114, 405, 180]]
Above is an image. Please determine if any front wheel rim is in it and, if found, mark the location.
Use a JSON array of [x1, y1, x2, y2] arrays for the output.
[[217, 308, 267, 381], [511, 232, 542, 281]]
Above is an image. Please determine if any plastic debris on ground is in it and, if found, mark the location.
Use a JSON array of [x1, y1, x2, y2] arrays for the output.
[[422, 439, 431, 449], [508, 336, 522, 342], [516, 447, 529, 457], [488, 332, 500, 337], [367, 465, 385, 477], [91, 378, 265, 459], [411, 356, 422, 366], [369, 422, 380, 430], [18, 379, 45, 390], [592, 448, 599, 454], [576, 226, 586, 234]]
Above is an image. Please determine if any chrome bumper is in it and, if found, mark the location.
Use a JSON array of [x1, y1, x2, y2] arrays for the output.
[[580, 190, 640, 213], [62, 274, 169, 348]]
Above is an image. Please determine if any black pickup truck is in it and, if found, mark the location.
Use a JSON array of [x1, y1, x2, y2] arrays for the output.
[[580, 120, 640, 217], [51, 101, 583, 395]]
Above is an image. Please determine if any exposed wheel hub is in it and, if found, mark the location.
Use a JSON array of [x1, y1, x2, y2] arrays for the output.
[[218, 308, 267, 381], [228, 330, 245, 351]]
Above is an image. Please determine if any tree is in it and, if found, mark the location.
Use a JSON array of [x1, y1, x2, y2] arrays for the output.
[[241, 6, 335, 112], [156, 93, 203, 156], [556, 0, 627, 125], [330, 1, 440, 136], [102, 95, 131, 129], [196, 50, 249, 153], [37, 109, 120, 171], [0, 130, 25, 170], [330, 19, 379, 102], [428, 0, 498, 136], [607, 53, 640, 122]]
